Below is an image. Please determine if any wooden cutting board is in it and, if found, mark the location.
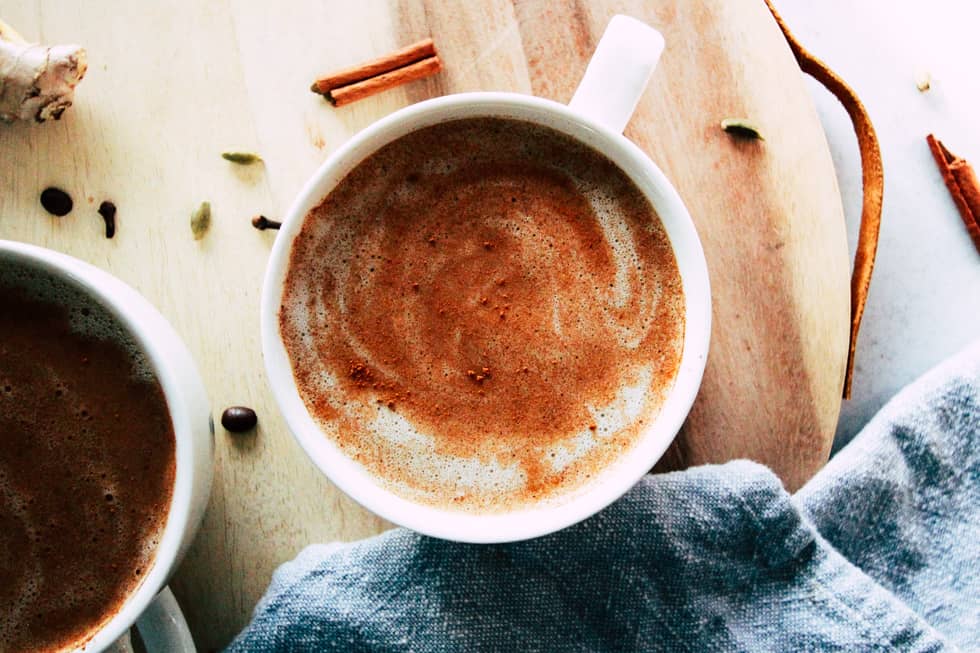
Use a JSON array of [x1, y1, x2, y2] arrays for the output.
[[0, 0, 848, 648]]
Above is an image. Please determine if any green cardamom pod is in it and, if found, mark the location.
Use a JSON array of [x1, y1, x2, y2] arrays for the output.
[[221, 151, 263, 164], [720, 118, 764, 141], [191, 201, 211, 240]]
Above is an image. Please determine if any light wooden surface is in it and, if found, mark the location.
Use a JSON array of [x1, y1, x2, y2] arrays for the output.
[[0, 0, 848, 649]]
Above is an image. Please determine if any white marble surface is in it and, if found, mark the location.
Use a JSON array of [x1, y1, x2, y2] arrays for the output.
[[776, 0, 980, 450]]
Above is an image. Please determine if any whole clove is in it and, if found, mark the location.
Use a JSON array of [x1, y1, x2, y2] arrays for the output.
[[251, 215, 282, 231], [97, 201, 117, 238]]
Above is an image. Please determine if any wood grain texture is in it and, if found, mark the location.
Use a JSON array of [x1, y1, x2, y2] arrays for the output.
[[0, 0, 848, 649]]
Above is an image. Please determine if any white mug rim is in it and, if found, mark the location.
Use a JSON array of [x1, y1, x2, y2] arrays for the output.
[[0, 240, 203, 652], [261, 92, 711, 543]]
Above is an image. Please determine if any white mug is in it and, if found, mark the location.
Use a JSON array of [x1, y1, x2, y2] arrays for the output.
[[262, 16, 711, 543], [0, 240, 213, 652]]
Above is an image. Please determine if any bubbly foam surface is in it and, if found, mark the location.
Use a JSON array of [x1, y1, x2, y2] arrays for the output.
[[280, 117, 684, 511], [0, 265, 175, 653]]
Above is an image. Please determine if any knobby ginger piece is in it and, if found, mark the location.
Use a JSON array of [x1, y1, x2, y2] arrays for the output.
[[0, 18, 87, 123]]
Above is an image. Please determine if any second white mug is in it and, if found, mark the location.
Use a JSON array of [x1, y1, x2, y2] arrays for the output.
[[0, 240, 213, 652]]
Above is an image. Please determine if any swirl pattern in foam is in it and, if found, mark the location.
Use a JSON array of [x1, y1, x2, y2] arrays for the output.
[[280, 117, 684, 512], [0, 266, 175, 653]]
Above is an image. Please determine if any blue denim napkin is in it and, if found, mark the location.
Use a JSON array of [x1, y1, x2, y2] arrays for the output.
[[227, 340, 979, 652]]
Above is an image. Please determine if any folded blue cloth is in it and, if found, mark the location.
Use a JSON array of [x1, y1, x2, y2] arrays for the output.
[[228, 341, 980, 652]]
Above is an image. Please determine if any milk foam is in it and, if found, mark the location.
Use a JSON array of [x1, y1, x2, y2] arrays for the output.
[[280, 117, 685, 512], [0, 263, 155, 382], [0, 260, 172, 651]]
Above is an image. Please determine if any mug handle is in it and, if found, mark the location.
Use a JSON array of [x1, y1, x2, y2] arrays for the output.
[[107, 587, 196, 652], [568, 14, 665, 134], [136, 587, 196, 651]]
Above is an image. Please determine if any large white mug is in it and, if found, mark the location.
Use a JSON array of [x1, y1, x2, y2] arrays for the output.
[[0, 240, 213, 652], [262, 16, 711, 543]]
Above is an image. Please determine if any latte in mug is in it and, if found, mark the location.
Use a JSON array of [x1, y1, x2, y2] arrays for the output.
[[280, 117, 685, 512], [0, 266, 175, 653]]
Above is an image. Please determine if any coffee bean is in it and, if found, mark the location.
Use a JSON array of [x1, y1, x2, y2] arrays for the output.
[[40, 187, 73, 216], [221, 406, 257, 432]]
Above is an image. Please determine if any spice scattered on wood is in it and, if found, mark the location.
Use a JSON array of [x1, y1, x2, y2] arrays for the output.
[[926, 134, 980, 254], [310, 38, 443, 107], [720, 118, 764, 141], [40, 187, 73, 216], [0, 18, 86, 123], [251, 215, 282, 230], [222, 151, 263, 165], [190, 201, 211, 240], [98, 201, 116, 238], [221, 406, 258, 433]]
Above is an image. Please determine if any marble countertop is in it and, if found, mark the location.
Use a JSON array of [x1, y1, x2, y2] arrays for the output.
[[778, 0, 980, 449]]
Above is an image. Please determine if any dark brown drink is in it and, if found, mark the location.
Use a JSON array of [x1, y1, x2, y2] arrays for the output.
[[280, 117, 684, 511], [0, 266, 175, 653]]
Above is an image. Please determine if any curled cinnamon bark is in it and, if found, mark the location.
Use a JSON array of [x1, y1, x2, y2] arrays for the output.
[[765, 0, 885, 400]]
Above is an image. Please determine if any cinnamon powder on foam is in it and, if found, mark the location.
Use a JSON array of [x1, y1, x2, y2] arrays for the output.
[[280, 117, 684, 512]]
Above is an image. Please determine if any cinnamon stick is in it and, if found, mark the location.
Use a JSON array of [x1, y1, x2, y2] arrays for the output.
[[310, 38, 441, 107], [326, 56, 442, 107], [925, 134, 980, 254]]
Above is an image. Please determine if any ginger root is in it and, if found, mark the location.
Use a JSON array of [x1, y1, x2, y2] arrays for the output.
[[0, 18, 86, 123]]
